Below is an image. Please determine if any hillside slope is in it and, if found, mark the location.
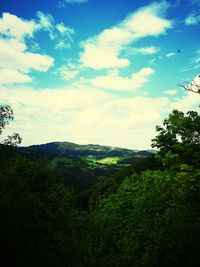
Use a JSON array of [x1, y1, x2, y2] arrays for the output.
[[19, 141, 153, 160]]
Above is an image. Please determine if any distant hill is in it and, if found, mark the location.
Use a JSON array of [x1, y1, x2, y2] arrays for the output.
[[19, 141, 140, 158], [18, 142, 155, 190], [19, 141, 156, 164]]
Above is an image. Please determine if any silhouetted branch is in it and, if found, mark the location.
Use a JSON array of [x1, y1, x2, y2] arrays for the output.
[[178, 76, 200, 95]]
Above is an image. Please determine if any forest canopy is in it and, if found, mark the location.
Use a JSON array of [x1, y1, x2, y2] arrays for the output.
[[0, 106, 199, 267]]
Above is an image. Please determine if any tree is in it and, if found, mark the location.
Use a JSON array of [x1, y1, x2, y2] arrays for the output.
[[152, 109, 200, 168], [0, 104, 22, 146]]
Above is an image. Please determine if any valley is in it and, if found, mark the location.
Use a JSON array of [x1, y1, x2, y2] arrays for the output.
[[18, 141, 154, 190]]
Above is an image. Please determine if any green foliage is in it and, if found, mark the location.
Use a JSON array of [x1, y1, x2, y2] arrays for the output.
[[1, 107, 200, 267], [88, 169, 200, 267], [131, 154, 163, 173], [20, 144, 150, 191], [0, 156, 80, 267], [50, 156, 97, 190], [152, 109, 200, 168]]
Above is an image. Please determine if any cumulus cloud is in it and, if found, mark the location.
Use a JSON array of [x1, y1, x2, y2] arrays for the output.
[[80, 2, 172, 69], [0, 12, 36, 40], [0, 13, 54, 85], [0, 12, 76, 85], [0, 38, 54, 73], [88, 67, 155, 91]]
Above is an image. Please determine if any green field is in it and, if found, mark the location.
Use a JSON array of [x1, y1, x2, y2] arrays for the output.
[[83, 155, 121, 165], [97, 157, 120, 165]]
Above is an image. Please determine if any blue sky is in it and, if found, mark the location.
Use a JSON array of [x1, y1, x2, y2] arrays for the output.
[[0, 0, 200, 149]]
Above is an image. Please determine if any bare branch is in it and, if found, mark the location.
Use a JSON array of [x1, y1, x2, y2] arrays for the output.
[[178, 76, 200, 94]]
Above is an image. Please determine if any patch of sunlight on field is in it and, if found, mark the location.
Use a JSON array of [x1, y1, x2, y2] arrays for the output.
[[97, 157, 120, 165]]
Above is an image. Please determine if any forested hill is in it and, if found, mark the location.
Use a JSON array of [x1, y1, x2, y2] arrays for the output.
[[15, 141, 155, 190], [18, 141, 153, 157]]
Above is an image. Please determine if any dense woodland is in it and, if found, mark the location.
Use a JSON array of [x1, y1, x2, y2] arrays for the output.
[[0, 105, 200, 267]]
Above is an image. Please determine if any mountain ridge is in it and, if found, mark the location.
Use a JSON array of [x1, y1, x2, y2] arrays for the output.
[[19, 141, 155, 158]]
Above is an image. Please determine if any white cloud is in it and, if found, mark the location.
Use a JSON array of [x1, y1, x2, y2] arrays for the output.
[[1, 81, 199, 149], [81, 40, 130, 69], [0, 37, 54, 84], [55, 22, 75, 49], [164, 89, 177, 95], [36, 12, 75, 48], [59, 67, 79, 80], [171, 91, 200, 112], [36, 11, 55, 39], [55, 41, 71, 50], [0, 12, 36, 40], [88, 67, 155, 91], [128, 46, 159, 55], [80, 2, 172, 69], [0, 85, 170, 149], [56, 23, 75, 39], [185, 14, 200, 25], [58, 62, 81, 80], [0, 38, 54, 72], [30, 42, 40, 51], [166, 52, 176, 58], [122, 2, 171, 36], [0, 69, 32, 84], [0, 12, 78, 84], [36, 11, 54, 31]]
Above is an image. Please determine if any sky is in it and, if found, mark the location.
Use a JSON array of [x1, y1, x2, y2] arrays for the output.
[[0, 0, 200, 149]]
